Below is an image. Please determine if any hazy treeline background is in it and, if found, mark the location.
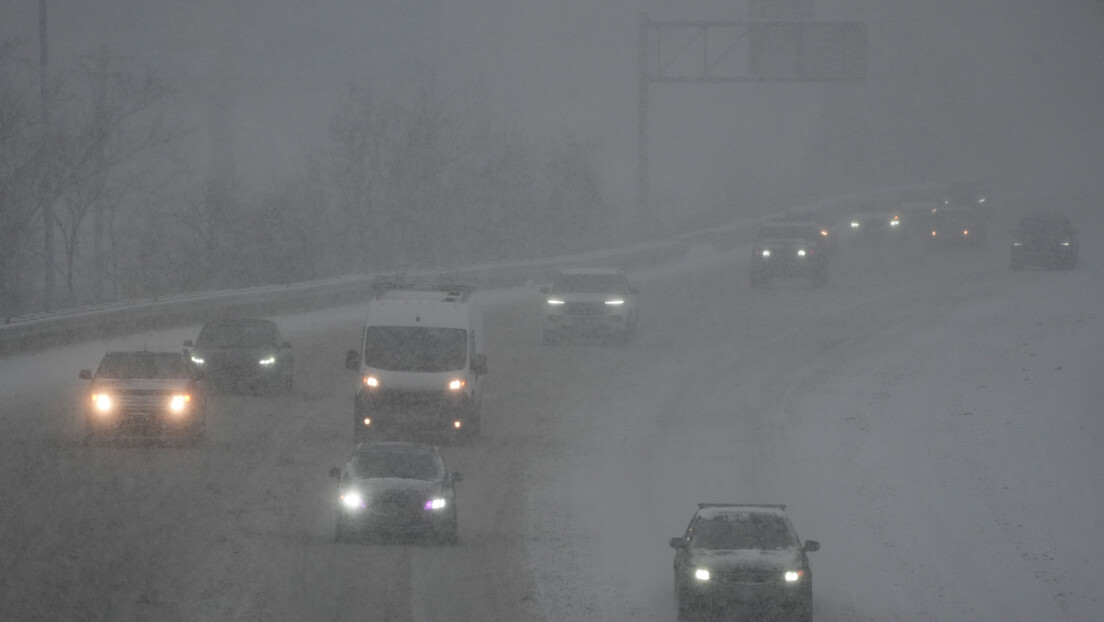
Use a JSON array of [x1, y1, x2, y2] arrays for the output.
[[0, 37, 609, 318], [3, 0, 1103, 318]]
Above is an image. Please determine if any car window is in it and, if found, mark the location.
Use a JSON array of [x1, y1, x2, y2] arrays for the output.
[[96, 352, 191, 379], [690, 514, 796, 550], [354, 450, 441, 480], [552, 274, 625, 293], [363, 326, 467, 372], [196, 320, 278, 348]]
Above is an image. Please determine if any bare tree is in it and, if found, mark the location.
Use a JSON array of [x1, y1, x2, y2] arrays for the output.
[[49, 53, 175, 305]]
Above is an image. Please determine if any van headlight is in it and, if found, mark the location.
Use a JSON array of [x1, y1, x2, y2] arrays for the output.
[[447, 378, 466, 391], [341, 490, 366, 510]]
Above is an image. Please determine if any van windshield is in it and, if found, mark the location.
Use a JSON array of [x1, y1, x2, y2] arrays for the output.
[[363, 327, 467, 372]]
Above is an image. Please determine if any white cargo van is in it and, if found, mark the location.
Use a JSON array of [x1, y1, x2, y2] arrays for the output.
[[345, 280, 487, 440]]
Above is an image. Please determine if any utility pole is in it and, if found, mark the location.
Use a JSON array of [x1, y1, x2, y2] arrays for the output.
[[39, 0, 55, 311]]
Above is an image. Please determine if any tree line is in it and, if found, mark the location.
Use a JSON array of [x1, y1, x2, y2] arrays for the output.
[[1, 40, 611, 319]]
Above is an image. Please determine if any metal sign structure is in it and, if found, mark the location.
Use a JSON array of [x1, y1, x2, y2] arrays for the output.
[[637, 12, 866, 230]]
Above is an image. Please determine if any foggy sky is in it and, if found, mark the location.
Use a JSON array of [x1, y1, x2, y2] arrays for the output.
[[4, 0, 1102, 221]]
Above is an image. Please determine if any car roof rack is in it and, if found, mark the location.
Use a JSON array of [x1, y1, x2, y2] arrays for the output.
[[697, 503, 786, 511], [371, 275, 474, 302]]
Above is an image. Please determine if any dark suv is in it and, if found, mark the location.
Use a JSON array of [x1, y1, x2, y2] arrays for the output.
[[1010, 213, 1078, 270], [669, 504, 819, 621], [184, 317, 294, 394], [750, 222, 829, 287], [79, 349, 207, 443]]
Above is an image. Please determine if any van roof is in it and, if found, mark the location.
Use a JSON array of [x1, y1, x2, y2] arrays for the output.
[[365, 296, 475, 329]]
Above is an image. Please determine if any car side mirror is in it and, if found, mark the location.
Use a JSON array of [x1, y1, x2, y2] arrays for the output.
[[539, 285, 550, 294], [329, 467, 341, 480], [470, 353, 488, 375], [804, 540, 820, 552], [183, 339, 194, 348], [669, 537, 687, 549], [451, 472, 464, 483], [345, 349, 360, 371], [79, 369, 92, 380]]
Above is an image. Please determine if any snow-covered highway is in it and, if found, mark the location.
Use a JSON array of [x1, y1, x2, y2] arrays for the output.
[[1, 212, 1100, 621]]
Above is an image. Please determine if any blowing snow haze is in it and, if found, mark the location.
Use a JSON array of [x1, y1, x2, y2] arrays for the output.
[[5, 1, 1102, 218]]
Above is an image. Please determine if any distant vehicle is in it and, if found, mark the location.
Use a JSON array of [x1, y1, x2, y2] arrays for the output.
[[329, 442, 462, 544], [79, 349, 207, 444], [1010, 213, 1078, 270], [843, 199, 905, 244], [750, 222, 829, 288], [345, 280, 487, 441], [926, 206, 987, 249], [941, 180, 991, 209], [669, 503, 819, 622], [184, 317, 294, 395], [539, 268, 639, 344]]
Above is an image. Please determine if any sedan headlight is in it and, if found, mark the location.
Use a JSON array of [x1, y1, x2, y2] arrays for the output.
[[424, 497, 447, 511], [363, 375, 380, 389], [341, 490, 366, 510], [796, 249, 806, 257], [694, 568, 711, 582], [169, 394, 191, 412], [546, 298, 566, 305], [850, 221, 861, 228], [784, 570, 804, 582], [1012, 241, 1023, 246], [92, 394, 113, 413], [258, 355, 277, 367], [761, 249, 772, 258], [190, 355, 205, 365], [605, 299, 624, 306], [1060, 241, 1071, 247]]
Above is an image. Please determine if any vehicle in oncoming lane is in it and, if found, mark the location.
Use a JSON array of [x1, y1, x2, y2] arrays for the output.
[[750, 222, 829, 288], [540, 268, 639, 344], [669, 503, 819, 622], [184, 317, 294, 395], [330, 441, 462, 544], [345, 280, 487, 441], [1010, 212, 1078, 270], [79, 348, 207, 444]]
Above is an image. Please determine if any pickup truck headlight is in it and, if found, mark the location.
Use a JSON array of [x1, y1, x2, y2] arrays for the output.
[[92, 394, 113, 413], [169, 394, 191, 412], [784, 570, 804, 582], [694, 568, 711, 582]]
